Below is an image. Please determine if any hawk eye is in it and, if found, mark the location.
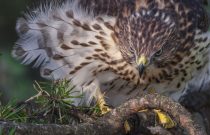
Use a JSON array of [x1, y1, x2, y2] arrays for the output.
[[154, 49, 162, 57]]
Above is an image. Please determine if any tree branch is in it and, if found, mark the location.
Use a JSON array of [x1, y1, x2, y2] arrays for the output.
[[0, 94, 206, 135]]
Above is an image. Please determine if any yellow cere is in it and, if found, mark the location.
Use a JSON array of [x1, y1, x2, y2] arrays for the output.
[[137, 55, 147, 65]]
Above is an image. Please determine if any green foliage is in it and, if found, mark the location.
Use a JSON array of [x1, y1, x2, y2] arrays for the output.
[[0, 80, 101, 125], [8, 128, 16, 135], [0, 127, 16, 135], [29, 80, 84, 124], [0, 100, 27, 123]]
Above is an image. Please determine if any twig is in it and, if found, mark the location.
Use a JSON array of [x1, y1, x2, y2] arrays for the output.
[[25, 91, 43, 102]]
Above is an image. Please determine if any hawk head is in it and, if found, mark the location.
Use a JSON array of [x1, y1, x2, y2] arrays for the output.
[[116, 7, 179, 78]]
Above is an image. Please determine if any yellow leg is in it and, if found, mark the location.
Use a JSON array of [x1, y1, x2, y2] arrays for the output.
[[96, 90, 111, 115], [97, 97, 111, 115]]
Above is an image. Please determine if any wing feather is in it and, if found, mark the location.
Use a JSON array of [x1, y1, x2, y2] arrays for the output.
[[12, 0, 124, 105]]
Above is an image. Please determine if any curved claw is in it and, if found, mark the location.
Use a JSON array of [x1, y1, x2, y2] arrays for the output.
[[154, 109, 177, 128], [96, 95, 111, 115], [99, 104, 111, 115], [124, 120, 131, 134]]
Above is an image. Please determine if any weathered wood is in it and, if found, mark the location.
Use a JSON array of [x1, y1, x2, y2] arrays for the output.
[[0, 94, 206, 135]]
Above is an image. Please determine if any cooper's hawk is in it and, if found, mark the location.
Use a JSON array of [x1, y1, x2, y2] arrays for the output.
[[12, 0, 210, 108]]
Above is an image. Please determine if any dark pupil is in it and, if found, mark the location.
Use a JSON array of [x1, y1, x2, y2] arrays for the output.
[[155, 49, 162, 56]]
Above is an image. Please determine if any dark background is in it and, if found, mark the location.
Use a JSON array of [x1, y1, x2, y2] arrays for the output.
[[0, 1, 210, 103], [0, 0, 42, 103]]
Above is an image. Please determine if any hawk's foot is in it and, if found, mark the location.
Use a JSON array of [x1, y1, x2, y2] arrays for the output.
[[94, 89, 111, 115], [124, 113, 151, 135], [154, 109, 176, 128], [124, 109, 176, 134], [99, 103, 111, 115], [124, 110, 154, 134], [96, 96, 111, 115], [147, 88, 176, 128]]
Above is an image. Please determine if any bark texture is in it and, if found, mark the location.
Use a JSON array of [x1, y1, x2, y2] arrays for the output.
[[0, 94, 206, 135]]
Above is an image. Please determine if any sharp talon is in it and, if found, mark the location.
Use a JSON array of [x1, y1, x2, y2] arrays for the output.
[[96, 94, 111, 115], [124, 120, 131, 134], [154, 109, 176, 128], [99, 104, 111, 115], [146, 87, 176, 128], [138, 109, 148, 112]]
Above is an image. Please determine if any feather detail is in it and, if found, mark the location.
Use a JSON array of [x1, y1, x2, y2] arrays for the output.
[[12, 0, 125, 106], [13, 0, 209, 107]]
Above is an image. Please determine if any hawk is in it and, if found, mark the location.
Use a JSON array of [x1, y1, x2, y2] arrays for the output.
[[12, 0, 210, 108]]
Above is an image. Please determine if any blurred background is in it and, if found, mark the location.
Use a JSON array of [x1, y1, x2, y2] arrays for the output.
[[0, 0, 44, 103], [0, 1, 210, 104]]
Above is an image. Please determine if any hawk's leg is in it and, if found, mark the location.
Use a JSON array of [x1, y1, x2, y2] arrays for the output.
[[95, 90, 111, 115], [124, 109, 176, 134], [84, 83, 111, 115]]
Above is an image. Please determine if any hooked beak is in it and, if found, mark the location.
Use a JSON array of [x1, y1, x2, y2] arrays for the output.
[[138, 64, 145, 77], [137, 55, 147, 77]]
